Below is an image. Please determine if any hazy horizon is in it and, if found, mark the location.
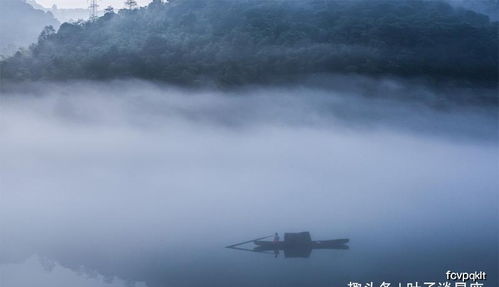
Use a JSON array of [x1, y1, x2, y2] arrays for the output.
[[36, 0, 153, 9]]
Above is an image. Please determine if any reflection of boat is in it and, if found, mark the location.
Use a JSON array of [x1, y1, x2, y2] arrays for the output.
[[254, 239, 349, 249], [226, 232, 349, 258]]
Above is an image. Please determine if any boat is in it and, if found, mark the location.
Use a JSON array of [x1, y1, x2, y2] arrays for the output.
[[226, 232, 349, 258]]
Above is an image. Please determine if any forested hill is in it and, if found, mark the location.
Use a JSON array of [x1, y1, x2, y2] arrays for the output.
[[0, 0, 59, 56], [2, 0, 497, 88]]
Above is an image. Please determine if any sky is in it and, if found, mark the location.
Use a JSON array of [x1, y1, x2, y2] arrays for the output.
[[36, 0, 153, 9]]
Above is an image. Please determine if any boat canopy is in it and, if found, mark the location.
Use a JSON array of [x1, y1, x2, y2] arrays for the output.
[[284, 232, 312, 245]]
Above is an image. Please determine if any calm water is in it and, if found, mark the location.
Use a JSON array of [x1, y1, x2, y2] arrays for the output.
[[0, 82, 497, 287]]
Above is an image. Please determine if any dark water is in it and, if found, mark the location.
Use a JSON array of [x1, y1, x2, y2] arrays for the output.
[[0, 83, 497, 287]]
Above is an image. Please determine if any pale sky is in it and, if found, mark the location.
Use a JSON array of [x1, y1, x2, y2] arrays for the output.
[[36, 0, 153, 9]]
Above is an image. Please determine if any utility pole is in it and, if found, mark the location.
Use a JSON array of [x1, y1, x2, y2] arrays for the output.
[[88, 0, 99, 21], [0, 58, 4, 93]]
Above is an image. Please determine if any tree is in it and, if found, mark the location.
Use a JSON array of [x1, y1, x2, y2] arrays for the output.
[[149, 0, 163, 8], [104, 6, 115, 14], [124, 0, 137, 10], [38, 26, 55, 42]]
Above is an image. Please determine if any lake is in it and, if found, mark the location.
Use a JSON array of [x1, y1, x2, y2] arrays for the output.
[[0, 81, 497, 287]]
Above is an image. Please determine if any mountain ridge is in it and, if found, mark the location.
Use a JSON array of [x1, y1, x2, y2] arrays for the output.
[[0, 0, 59, 56], [2, 0, 497, 94]]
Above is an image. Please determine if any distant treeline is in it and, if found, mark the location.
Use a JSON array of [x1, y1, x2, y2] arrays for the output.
[[1, 0, 498, 88]]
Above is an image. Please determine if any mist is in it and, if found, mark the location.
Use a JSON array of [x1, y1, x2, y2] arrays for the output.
[[446, 0, 499, 20], [0, 80, 497, 286], [0, 0, 59, 57]]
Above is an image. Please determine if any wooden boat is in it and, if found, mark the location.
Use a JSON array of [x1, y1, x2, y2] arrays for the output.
[[227, 232, 349, 258]]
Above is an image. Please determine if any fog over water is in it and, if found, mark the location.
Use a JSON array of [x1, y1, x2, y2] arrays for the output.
[[0, 80, 497, 287]]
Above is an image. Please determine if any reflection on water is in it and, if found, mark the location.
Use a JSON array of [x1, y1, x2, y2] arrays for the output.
[[0, 82, 497, 286]]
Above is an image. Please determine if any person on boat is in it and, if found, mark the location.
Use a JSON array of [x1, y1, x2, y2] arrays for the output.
[[273, 233, 280, 258]]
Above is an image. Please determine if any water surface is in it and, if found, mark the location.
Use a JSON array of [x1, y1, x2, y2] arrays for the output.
[[0, 81, 497, 287]]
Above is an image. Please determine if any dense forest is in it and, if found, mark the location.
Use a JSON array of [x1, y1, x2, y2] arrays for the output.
[[0, 0, 58, 56], [1, 0, 497, 89]]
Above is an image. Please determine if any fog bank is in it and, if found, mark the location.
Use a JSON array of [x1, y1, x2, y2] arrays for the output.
[[0, 80, 497, 286]]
